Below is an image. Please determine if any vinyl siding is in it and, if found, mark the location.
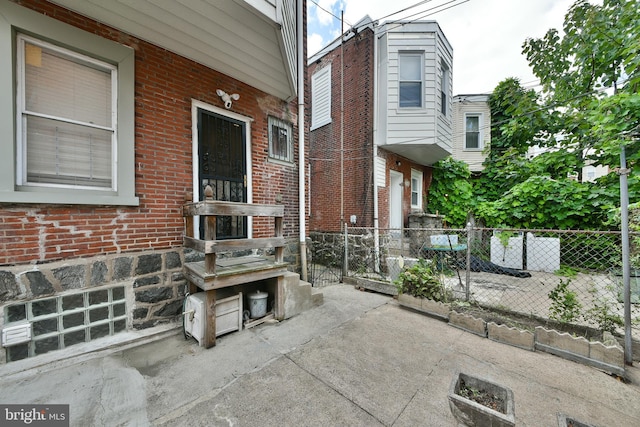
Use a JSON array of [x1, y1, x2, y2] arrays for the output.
[[375, 21, 452, 161], [452, 95, 491, 172]]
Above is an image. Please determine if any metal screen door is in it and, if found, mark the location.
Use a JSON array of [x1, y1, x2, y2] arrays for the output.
[[197, 109, 247, 240]]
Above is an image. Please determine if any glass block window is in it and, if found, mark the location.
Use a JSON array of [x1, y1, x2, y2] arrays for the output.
[[3, 286, 127, 362]]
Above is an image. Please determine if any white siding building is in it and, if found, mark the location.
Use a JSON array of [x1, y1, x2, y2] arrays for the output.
[[376, 21, 453, 166], [452, 94, 491, 172]]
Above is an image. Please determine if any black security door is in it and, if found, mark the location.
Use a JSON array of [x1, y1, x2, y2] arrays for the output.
[[197, 109, 247, 239]]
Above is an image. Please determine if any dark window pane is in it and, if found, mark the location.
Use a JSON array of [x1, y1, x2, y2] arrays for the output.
[[113, 319, 126, 333], [63, 330, 86, 347], [113, 303, 126, 317], [6, 305, 27, 322], [90, 323, 110, 339], [32, 299, 57, 316], [33, 318, 58, 336], [112, 286, 125, 301], [7, 344, 29, 362], [34, 336, 59, 355], [63, 294, 84, 310], [63, 312, 85, 328], [89, 290, 109, 305], [466, 132, 480, 149], [400, 82, 421, 107], [90, 307, 109, 323]]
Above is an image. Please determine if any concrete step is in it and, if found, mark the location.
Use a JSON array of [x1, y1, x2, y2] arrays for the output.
[[282, 273, 324, 319]]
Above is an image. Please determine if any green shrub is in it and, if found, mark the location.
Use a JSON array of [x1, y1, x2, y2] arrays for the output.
[[395, 258, 452, 302], [548, 279, 582, 323]]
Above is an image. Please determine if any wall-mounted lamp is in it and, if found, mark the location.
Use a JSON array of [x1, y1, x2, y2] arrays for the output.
[[396, 161, 401, 167], [216, 89, 239, 109]]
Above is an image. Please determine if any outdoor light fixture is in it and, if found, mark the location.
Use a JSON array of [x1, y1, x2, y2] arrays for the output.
[[216, 89, 239, 109]]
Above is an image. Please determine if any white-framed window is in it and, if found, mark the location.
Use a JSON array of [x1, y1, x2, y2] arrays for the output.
[[399, 53, 423, 108], [411, 169, 423, 209], [17, 34, 116, 190], [0, 1, 137, 205], [440, 61, 450, 116], [311, 64, 331, 130], [268, 116, 293, 163], [464, 114, 482, 150]]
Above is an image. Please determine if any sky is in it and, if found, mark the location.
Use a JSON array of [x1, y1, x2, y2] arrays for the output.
[[307, 0, 577, 95]]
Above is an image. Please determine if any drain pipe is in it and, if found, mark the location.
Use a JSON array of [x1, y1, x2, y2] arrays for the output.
[[372, 23, 380, 272], [297, 0, 308, 281]]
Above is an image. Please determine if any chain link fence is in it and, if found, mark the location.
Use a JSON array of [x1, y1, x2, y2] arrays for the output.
[[310, 227, 640, 340]]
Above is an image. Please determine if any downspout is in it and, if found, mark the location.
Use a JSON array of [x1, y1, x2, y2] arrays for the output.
[[372, 24, 380, 272], [297, 0, 308, 281]]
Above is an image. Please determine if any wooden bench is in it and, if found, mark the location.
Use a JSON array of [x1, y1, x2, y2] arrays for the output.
[[182, 186, 288, 348]]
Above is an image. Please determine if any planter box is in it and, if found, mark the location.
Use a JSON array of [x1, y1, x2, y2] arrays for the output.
[[535, 327, 625, 377], [557, 413, 596, 427], [449, 311, 487, 337], [487, 322, 534, 351], [344, 277, 397, 296], [448, 372, 515, 427], [397, 294, 451, 320], [535, 326, 590, 358]]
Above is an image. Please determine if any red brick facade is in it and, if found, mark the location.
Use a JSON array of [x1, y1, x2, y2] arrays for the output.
[[308, 29, 375, 232], [307, 27, 432, 232], [0, 0, 305, 266]]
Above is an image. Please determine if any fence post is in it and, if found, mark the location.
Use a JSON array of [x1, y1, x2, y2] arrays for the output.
[[620, 145, 633, 365], [465, 222, 472, 302], [343, 222, 349, 279]]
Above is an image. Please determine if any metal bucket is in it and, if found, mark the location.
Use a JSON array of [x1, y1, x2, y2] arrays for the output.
[[248, 291, 268, 318]]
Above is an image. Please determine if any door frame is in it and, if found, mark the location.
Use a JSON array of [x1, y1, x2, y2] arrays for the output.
[[191, 99, 253, 238], [389, 169, 403, 231]]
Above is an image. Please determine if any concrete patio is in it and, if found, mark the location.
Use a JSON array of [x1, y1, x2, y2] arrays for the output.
[[1, 284, 639, 426]]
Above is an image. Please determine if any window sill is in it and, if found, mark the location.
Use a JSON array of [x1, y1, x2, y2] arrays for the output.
[[267, 157, 295, 167], [0, 190, 139, 206]]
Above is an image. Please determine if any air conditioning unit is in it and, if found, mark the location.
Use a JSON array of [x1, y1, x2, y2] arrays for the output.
[[184, 292, 243, 346]]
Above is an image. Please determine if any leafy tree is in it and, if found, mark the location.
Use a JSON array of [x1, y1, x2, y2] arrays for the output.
[[470, 0, 639, 230], [475, 175, 611, 229], [522, 0, 640, 174], [473, 78, 547, 203]]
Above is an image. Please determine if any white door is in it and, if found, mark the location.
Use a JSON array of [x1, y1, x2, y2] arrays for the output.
[[389, 170, 403, 231]]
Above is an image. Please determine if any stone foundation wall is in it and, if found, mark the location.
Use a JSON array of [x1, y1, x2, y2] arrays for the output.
[[1, 248, 188, 332], [309, 231, 392, 274]]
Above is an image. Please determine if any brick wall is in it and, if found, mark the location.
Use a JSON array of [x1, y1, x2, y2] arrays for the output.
[[307, 28, 434, 233], [1, 0, 304, 266], [308, 28, 375, 232], [377, 150, 434, 230]]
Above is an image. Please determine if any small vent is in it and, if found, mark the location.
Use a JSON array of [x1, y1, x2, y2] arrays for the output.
[[2, 323, 32, 347]]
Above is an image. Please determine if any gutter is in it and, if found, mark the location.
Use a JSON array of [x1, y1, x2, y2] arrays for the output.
[[297, 0, 308, 281]]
